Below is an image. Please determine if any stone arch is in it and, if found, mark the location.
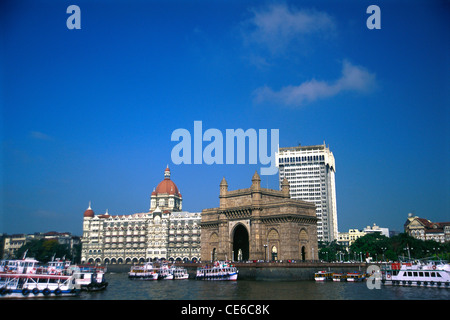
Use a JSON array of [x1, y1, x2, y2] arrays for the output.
[[299, 229, 309, 261], [300, 246, 306, 261], [299, 229, 308, 242], [267, 228, 280, 261], [268, 228, 279, 240], [232, 223, 249, 261], [207, 232, 219, 261], [210, 232, 219, 243]]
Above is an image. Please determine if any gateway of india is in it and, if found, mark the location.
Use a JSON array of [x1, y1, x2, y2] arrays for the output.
[[81, 167, 318, 264], [201, 171, 318, 262]]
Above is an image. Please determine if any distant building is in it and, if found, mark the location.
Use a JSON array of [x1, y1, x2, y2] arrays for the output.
[[363, 223, 390, 237], [404, 213, 450, 243], [338, 229, 366, 248], [338, 223, 390, 250], [2, 234, 27, 259], [81, 167, 201, 264], [277, 143, 338, 243], [1, 232, 80, 259]]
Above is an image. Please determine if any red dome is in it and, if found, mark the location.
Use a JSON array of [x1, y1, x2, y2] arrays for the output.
[[84, 208, 94, 218], [83, 202, 95, 217], [155, 179, 181, 197], [153, 166, 181, 197]]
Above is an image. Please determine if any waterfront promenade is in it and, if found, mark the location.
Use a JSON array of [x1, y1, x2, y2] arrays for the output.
[[106, 261, 372, 281]]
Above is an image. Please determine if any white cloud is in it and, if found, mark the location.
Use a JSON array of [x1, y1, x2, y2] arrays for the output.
[[30, 131, 53, 141], [253, 60, 376, 107], [243, 4, 335, 54]]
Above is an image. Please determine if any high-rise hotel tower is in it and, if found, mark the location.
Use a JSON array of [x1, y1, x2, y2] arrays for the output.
[[277, 143, 338, 242]]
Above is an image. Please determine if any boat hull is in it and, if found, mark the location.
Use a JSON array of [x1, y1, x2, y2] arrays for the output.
[[196, 272, 238, 281], [314, 278, 328, 282], [384, 279, 450, 288], [0, 287, 78, 298], [0, 271, 79, 299], [129, 273, 159, 280], [346, 278, 362, 282], [81, 282, 108, 291]]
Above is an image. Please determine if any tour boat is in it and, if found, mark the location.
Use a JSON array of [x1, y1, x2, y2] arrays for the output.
[[314, 270, 333, 281], [157, 262, 174, 280], [346, 272, 364, 282], [71, 265, 108, 291], [383, 260, 450, 288], [129, 261, 159, 280], [0, 271, 78, 298], [45, 258, 108, 291], [47, 258, 72, 275], [0, 257, 40, 274], [332, 273, 347, 282], [196, 261, 238, 281], [171, 265, 189, 280]]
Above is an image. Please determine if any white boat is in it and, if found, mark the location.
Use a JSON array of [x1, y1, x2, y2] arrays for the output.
[[129, 261, 159, 280], [0, 272, 78, 298], [157, 263, 174, 280], [0, 258, 40, 274], [314, 270, 333, 281], [45, 258, 108, 291], [47, 258, 72, 275], [196, 261, 238, 281], [170, 265, 189, 280], [72, 265, 108, 291], [383, 259, 450, 288]]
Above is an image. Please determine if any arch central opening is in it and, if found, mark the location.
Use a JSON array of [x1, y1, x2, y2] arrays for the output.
[[233, 224, 249, 261]]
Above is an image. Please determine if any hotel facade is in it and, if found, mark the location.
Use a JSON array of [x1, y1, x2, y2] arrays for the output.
[[277, 143, 338, 243], [81, 167, 201, 264]]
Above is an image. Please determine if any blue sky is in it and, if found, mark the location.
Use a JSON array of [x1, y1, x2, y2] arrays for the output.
[[1, 0, 449, 236]]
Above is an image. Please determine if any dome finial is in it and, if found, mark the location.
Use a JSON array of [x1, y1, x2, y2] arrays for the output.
[[164, 165, 171, 179], [84, 202, 95, 218]]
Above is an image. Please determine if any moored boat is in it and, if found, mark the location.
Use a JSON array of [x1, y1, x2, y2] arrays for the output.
[[47, 258, 72, 275], [196, 261, 238, 281], [157, 262, 174, 280], [72, 265, 108, 291], [314, 270, 333, 281], [171, 265, 189, 280], [346, 272, 364, 282], [0, 272, 79, 298], [129, 261, 159, 280], [382, 259, 450, 288], [332, 273, 346, 282], [0, 258, 40, 274]]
